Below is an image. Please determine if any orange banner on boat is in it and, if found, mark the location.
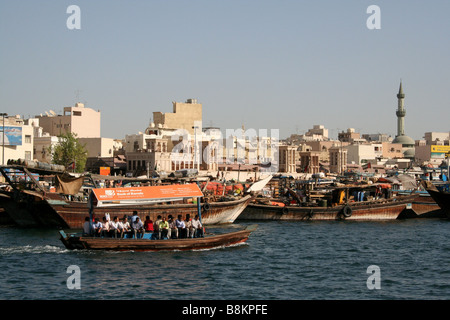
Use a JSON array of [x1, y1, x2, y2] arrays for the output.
[[92, 183, 203, 202]]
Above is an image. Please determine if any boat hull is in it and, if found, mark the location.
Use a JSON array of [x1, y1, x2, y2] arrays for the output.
[[423, 189, 450, 218], [59, 225, 257, 251], [238, 195, 416, 221], [0, 192, 252, 229]]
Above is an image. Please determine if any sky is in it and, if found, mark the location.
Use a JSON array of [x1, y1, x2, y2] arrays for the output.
[[1, 0, 449, 141]]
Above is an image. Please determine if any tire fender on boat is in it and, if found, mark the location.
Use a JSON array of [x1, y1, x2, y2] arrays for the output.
[[281, 207, 289, 214], [342, 205, 352, 218], [202, 203, 210, 211]]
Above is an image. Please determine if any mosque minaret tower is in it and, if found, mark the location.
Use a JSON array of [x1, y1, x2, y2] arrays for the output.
[[392, 81, 415, 159], [396, 81, 406, 136]]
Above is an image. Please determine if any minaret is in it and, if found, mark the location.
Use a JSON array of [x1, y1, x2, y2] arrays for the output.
[[396, 81, 406, 137]]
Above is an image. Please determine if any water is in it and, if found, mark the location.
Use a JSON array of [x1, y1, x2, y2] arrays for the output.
[[0, 219, 449, 300]]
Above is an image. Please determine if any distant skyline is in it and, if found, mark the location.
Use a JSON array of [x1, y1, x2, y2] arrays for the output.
[[1, 1, 449, 141]]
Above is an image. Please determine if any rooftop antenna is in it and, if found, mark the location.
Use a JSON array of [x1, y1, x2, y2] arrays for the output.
[[75, 89, 82, 102]]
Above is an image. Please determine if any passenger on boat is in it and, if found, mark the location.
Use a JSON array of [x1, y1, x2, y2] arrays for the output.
[[159, 217, 170, 239], [92, 218, 103, 237], [114, 216, 125, 238], [192, 215, 203, 238], [82, 217, 92, 236], [131, 217, 145, 239], [153, 215, 162, 239], [109, 216, 120, 238], [168, 215, 177, 239], [101, 217, 110, 237], [185, 214, 194, 238], [122, 216, 132, 237], [144, 216, 154, 233], [175, 215, 186, 238], [131, 211, 139, 224]]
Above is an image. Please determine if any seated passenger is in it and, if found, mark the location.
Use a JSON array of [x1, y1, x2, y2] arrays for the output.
[[101, 216, 110, 237], [131, 217, 145, 239], [109, 216, 120, 238], [122, 216, 132, 238], [153, 215, 162, 239], [192, 215, 204, 238], [185, 214, 195, 238], [115, 216, 125, 238], [82, 217, 92, 236], [159, 217, 170, 240], [168, 215, 177, 239], [144, 216, 154, 233], [92, 218, 103, 237], [131, 211, 139, 224], [175, 215, 186, 238]]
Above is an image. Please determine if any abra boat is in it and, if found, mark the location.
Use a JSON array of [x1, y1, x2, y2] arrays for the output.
[[59, 225, 257, 251], [0, 164, 251, 229], [238, 183, 416, 221]]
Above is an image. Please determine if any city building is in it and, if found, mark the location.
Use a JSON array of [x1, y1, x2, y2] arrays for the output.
[[0, 115, 34, 164], [36, 102, 101, 138], [279, 145, 298, 173], [423, 132, 450, 146], [415, 145, 450, 166], [153, 99, 202, 135], [329, 146, 348, 174], [338, 128, 366, 144]]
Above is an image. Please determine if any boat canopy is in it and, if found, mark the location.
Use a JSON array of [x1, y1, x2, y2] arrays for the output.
[[91, 183, 204, 207]]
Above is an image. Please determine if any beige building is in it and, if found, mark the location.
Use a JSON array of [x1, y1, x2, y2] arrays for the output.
[[423, 132, 450, 145], [329, 146, 347, 174], [415, 145, 450, 166], [36, 102, 101, 138], [279, 145, 298, 173], [299, 151, 320, 174], [381, 142, 403, 159], [153, 99, 202, 135], [0, 115, 34, 164], [338, 128, 365, 143], [78, 137, 116, 158], [33, 135, 60, 163]]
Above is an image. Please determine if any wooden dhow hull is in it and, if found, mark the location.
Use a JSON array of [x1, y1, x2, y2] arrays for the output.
[[238, 195, 416, 221], [1, 191, 252, 229], [421, 182, 450, 218], [59, 225, 257, 251]]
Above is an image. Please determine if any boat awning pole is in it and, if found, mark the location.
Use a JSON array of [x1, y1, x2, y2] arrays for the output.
[[197, 197, 202, 224], [88, 192, 94, 234]]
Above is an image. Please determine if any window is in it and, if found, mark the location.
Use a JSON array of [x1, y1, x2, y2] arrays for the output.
[[73, 111, 82, 116], [25, 135, 31, 143]]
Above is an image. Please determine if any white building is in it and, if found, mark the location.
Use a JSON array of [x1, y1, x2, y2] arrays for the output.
[[346, 143, 383, 165], [0, 115, 35, 165]]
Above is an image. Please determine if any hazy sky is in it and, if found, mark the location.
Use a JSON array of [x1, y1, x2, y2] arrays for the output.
[[1, 0, 449, 140]]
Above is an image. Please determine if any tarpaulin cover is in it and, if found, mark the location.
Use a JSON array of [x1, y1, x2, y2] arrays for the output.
[[55, 173, 85, 195]]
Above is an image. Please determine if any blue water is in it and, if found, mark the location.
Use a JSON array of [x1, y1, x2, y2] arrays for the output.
[[0, 219, 449, 300]]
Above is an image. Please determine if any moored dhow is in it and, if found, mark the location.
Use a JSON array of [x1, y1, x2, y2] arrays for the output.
[[421, 180, 450, 218], [238, 183, 416, 221], [0, 164, 251, 229]]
